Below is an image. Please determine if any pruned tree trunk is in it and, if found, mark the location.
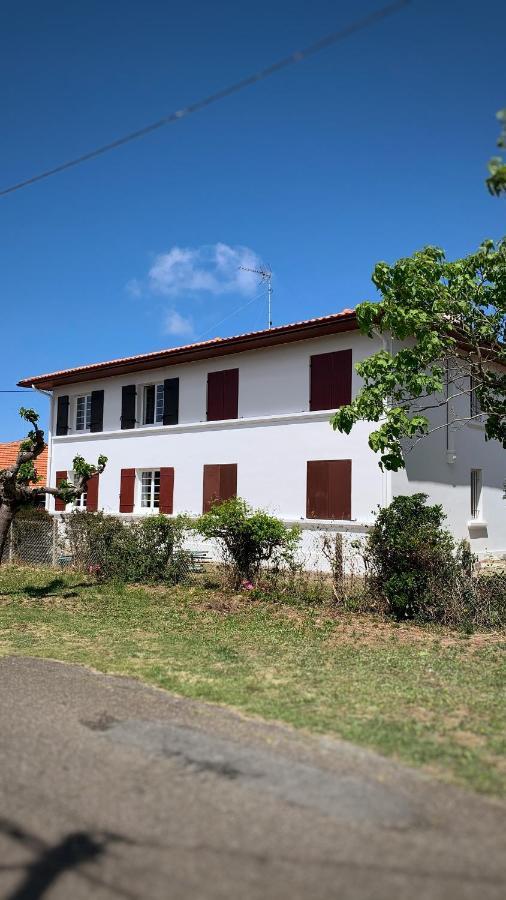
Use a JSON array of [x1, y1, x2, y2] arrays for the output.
[[0, 503, 15, 564]]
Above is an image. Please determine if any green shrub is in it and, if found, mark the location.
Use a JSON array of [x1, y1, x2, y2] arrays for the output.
[[65, 511, 190, 583], [365, 494, 459, 620], [195, 497, 300, 588]]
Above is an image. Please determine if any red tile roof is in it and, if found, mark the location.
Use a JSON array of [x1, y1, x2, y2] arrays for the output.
[[0, 441, 48, 484], [18, 309, 357, 389]]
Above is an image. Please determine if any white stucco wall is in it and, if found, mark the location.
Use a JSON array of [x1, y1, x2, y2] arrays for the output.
[[392, 406, 505, 559]]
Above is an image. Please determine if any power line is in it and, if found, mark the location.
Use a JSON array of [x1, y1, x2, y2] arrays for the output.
[[1, 1, 409, 197], [197, 288, 267, 340]]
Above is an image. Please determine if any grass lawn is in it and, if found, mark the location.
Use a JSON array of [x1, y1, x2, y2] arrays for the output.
[[0, 565, 505, 797]]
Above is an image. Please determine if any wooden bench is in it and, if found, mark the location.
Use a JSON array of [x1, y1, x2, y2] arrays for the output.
[[188, 550, 210, 572]]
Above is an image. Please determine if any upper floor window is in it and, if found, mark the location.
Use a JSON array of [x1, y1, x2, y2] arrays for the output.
[[140, 469, 160, 509], [207, 369, 239, 421], [470, 375, 483, 419], [76, 394, 92, 431], [310, 349, 352, 411], [143, 384, 164, 425]]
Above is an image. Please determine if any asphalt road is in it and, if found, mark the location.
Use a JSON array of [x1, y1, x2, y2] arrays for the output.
[[0, 657, 505, 900]]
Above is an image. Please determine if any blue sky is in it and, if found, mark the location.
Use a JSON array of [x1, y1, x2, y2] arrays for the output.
[[1, 0, 505, 439]]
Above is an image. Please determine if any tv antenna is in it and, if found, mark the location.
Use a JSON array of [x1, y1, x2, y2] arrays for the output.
[[239, 266, 273, 329]]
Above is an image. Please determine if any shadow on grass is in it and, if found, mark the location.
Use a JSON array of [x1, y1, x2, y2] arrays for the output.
[[0, 579, 94, 600]]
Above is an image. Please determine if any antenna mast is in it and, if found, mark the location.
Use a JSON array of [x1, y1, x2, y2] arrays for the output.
[[239, 266, 273, 329]]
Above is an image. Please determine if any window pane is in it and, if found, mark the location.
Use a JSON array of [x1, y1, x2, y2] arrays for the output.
[[155, 384, 164, 423], [76, 395, 91, 431], [76, 396, 85, 430], [153, 470, 160, 508], [141, 471, 152, 507], [144, 386, 155, 424]]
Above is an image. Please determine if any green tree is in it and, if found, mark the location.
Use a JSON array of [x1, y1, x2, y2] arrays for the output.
[[0, 408, 106, 562], [332, 240, 506, 471], [486, 109, 506, 197]]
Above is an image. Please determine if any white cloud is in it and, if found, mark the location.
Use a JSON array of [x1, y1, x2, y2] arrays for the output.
[[126, 278, 142, 298], [163, 309, 194, 338], [148, 242, 262, 298]]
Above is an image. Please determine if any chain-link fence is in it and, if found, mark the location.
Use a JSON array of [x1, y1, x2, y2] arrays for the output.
[[2, 517, 57, 566]]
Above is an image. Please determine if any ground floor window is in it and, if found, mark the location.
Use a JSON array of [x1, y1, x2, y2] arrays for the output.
[[71, 471, 87, 509], [140, 470, 160, 509], [470, 469, 483, 520], [306, 459, 352, 520]]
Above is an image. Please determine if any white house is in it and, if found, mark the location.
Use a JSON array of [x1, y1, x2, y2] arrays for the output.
[[18, 311, 505, 564]]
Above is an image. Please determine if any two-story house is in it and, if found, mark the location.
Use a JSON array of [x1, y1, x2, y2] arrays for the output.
[[18, 311, 505, 565]]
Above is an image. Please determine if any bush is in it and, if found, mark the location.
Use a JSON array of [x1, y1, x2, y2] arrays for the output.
[[365, 494, 461, 620], [195, 497, 300, 588], [65, 511, 190, 583]]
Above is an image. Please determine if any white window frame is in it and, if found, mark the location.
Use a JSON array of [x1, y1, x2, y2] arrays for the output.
[[141, 383, 164, 426], [137, 469, 161, 511], [470, 469, 483, 521], [75, 393, 92, 432]]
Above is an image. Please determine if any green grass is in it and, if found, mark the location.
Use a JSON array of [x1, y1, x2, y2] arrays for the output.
[[0, 565, 505, 796]]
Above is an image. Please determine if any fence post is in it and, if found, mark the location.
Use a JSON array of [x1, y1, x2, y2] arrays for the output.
[[8, 523, 13, 563]]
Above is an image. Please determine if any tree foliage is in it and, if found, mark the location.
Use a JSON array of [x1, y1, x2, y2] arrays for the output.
[[486, 108, 506, 197], [332, 239, 506, 470]]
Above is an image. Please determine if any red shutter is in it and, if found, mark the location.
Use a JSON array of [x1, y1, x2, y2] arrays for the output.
[[207, 371, 223, 421], [328, 460, 352, 520], [207, 369, 239, 420], [86, 474, 99, 512], [332, 349, 352, 410], [310, 349, 352, 411], [203, 465, 221, 513], [203, 464, 237, 512], [119, 468, 135, 513], [159, 467, 174, 514], [219, 464, 237, 503], [54, 471, 67, 512], [306, 461, 329, 519], [222, 369, 239, 419], [306, 460, 352, 520]]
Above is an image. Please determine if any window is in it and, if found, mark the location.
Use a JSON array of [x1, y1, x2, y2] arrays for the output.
[[73, 488, 87, 510], [310, 349, 352, 411], [143, 384, 164, 425], [470, 375, 482, 418], [306, 460, 352, 520], [207, 369, 239, 421], [75, 394, 92, 431], [140, 470, 160, 509], [470, 469, 483, 520], [203, 464, 237, 512]]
